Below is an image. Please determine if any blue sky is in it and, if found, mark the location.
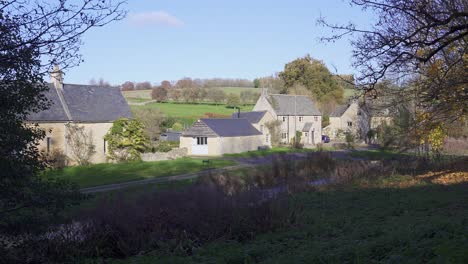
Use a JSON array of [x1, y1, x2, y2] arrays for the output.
[[65, 0, 372, 85]]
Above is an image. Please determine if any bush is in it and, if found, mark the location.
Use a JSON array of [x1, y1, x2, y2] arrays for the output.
[[38, 185, 295, 261], [47, 149, 68, 169], [104, 118, 149, 162], [344, 131, 355, 149], [154, 141, 179, 152], [171, 122, 183, 131]]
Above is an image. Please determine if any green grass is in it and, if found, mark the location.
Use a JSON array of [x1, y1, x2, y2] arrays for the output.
[[108, 172, 468, 264], [223, 147, 317, 158], [43, 158, 236, 188], [132, 102, 254, 125]]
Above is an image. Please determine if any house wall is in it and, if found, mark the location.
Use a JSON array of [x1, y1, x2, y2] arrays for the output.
[[218, 135, 264, 155], [276, 115, 322, 144], [33, 122, 112, 165], [254, 94, 322, 145], [181, 135, 263, 156], [324, 103, 370, 140], [251, 111, 274, 146]]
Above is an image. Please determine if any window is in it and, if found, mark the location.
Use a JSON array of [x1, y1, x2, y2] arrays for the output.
[[104, 139, 107, 154], [46, 137, 51, 153], [305, 132, 308, 137], [197, 137, 207, 145], [347, 121, 353, 127], [281, 133, 287, 139], [299, 116, 304, 122], [282, 116, 287, 122], [266, 134, 270, 143], [314, 116, 318, 121]]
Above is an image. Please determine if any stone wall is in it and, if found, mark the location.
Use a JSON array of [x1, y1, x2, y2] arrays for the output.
[[141, 147, 188, 162]]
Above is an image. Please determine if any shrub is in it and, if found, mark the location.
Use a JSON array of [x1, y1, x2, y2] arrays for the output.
[[265, 120, 282, 146], [47, 149, 68, 169], [38, 185, 295, 261], [104, 118, 149, 162], [344, 131, 355, 149], [171, 122, 183, 131], [65, 123, 96, 165], [154, 141, 179, 152]]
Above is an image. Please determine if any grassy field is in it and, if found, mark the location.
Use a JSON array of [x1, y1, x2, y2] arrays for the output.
[[132, 102, 254, 124], [223, 147, 319, 158], [109, 167, 468, 263], [43, 158, 236, 188], [123, 87, 260, 100]]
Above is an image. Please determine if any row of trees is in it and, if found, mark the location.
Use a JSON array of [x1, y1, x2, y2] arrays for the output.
[[151, 86, 259, 105], [121, 78, 256, 91]]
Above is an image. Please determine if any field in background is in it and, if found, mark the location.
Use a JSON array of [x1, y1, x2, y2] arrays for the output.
[[123, 87, 261, 101], [131, 102, 254, 125], [123, 87, 356, 100]]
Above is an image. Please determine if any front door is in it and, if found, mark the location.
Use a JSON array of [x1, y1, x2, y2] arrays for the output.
[[192, 137, 208, 155]]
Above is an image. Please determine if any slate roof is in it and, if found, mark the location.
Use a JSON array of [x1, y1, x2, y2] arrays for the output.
[[27, 83, 70, 121], [330, 104, 350, 117], [268, 94, 321, 116], [27, 83, 132, 122], [160, 132, 182, 142], [231, 111, 267, 123], [183, 119, 262, 137], [302, 122, 313, 132]]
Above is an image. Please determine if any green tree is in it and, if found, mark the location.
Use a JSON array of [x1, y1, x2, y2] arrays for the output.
[[253, 78, 260, 88], [0, 0, 124, 237], [105, 118, 149, 162], [226, 94, 241, 108], [279, 55, 344, 104]]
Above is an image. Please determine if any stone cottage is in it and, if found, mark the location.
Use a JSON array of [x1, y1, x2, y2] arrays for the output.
[[26, 66, 132, 164], [231, 110, 274, 146], [180, 118, 263, 156], [253, 90, 322, 145], [324, 100, 370, 140]]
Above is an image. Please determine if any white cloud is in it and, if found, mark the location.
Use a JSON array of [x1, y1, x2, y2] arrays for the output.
[[128, 11, 184, 27]]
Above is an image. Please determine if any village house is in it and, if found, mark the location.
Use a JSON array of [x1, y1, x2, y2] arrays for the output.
[[180, 118, 263, 156], [231, 110, 274, 146], [26, 66, 132, 164], [324, 100, 370, 140], [253, 90, 322, 145]]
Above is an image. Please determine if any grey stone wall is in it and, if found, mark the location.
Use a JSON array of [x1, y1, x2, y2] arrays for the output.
[[141, 147, 188, 162]]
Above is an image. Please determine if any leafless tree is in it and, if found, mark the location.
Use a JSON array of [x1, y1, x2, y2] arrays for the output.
[[65, 124, 96, 165], [319, 0, 468, 122]]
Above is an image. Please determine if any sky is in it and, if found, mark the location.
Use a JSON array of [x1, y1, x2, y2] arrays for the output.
[[65, 0, 373, 85]]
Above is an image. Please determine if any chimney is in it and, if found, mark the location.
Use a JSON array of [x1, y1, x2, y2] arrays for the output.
[[50, 64, 64, 90]]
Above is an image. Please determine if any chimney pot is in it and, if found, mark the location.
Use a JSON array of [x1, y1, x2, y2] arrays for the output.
[[50, 64, 64, 90]]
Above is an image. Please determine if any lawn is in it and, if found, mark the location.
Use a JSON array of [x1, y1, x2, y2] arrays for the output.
[[43, 158, 236, 188], [223, 147, 319, 158], [132, 102, 254, 124], [109, 168, 468, 264]]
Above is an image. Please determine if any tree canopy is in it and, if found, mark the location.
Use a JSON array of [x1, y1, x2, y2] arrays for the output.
[[0, 0, 125, 235], [319, 0, 467, 123], [279, 55, 344, 104]]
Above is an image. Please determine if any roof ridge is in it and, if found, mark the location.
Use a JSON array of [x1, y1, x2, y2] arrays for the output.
[[54, 86, 73, 121]]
